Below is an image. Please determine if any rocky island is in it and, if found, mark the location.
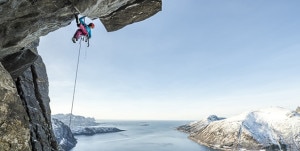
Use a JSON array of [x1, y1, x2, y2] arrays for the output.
[[51, 114, 124, 150], [51, 118, 77, 151], [52, 114, 124, 136], [178, 107, 300, 151]]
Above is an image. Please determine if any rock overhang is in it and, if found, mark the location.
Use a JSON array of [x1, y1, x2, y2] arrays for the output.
[[0, 0, 161, 77], [70, 0, 162, 31], [0, 1, 161, 150]]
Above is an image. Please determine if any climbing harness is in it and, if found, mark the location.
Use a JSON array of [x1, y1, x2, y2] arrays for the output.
[[69, 38, 83, 127], [81, 35, 90, 47]]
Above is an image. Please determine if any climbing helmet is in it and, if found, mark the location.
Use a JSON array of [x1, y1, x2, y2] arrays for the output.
[[89, 23, 95, 29]]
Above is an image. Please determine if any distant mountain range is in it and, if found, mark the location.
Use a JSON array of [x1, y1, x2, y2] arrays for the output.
[[52, 114, 99, 129], [178, 107, 300, 151], [52, 114, 124, 135], [51, 114, 124, 151]]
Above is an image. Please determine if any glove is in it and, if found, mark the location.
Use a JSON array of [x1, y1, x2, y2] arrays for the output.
[[75, 14, 80, 27]]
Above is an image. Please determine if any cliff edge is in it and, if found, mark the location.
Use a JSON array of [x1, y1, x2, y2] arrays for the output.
[[0, 0, 161, 150]]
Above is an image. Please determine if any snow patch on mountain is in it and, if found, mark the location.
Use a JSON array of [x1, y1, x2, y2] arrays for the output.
[[177, 115, 225, 134], [52, 118, 77, 151], [52, 114, 124, 136], [178, 107, 300, 151]]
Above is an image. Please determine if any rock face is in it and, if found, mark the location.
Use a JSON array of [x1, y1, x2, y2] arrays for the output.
[[16, 56, 59, 150], [0, 0, 162, 60], [52, 118, 77, 151], [0, 63, 30, 151], [99, 0, 162, 31], [179, 107, 300, 151], [0, 0, 161, 150]]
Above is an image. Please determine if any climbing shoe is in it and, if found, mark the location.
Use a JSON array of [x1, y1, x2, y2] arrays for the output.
[[72, 38, 76, 43]]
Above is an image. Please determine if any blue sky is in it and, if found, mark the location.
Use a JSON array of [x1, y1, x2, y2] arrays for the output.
[[39, 0, 300, 120]]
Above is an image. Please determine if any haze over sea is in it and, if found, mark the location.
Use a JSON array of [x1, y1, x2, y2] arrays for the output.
[[71, 120, 217, 151]]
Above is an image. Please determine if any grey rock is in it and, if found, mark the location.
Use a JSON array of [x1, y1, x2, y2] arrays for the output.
[[296, 107, 300, 114], [16, 56, 58, 151], [0, 63, 31, 151], [0, 0, 161, 59], [0, 41, 39, 80], [0, 0, 74, 57], [52, 118, 77, 151], [100, 0, 162, 31]]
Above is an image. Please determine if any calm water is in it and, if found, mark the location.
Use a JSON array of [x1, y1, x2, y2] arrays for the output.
[[71, 120, 218, 151]]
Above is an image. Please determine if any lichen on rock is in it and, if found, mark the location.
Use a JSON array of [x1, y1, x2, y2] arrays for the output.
[[0, 63, 31, 151]]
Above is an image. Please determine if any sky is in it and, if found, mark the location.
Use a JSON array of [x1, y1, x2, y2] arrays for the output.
[[38, 0, 300, 120]]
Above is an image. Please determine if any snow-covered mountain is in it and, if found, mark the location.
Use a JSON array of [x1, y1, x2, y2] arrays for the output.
[[178, 107, 300, 151], [52, 118, 77, 151], [52, 114, 99, 128], [177, 115, 225, 134], [296, 107, 300, 114], [52, 114, 124, 136], [51, 114, 124, 150]]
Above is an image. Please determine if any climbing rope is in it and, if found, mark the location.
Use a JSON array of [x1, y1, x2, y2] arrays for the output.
[[69, 38, 83, 128]]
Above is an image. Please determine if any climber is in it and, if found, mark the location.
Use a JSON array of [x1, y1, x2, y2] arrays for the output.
[[72, 14, 95, 43]]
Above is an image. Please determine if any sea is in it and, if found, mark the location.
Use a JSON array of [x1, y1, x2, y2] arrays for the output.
[[70, 120, 218, 151]]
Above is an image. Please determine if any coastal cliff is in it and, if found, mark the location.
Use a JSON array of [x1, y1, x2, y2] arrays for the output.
[[52, 114, 124, 136], [178, 107, 300, 151], [0, 0, 161, 150]]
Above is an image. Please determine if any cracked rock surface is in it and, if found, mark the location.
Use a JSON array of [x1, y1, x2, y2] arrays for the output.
[[0, 0, 161, 150]]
